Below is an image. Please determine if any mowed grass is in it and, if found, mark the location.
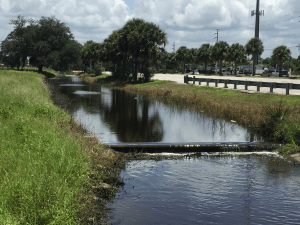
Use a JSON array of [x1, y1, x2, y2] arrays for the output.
[[0, 70, 89, 224]]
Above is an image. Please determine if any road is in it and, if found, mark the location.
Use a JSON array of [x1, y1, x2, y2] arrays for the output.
[[152, 73, 300, 95]]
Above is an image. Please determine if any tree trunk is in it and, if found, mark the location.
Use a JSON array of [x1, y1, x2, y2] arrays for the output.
[[219, 60, 222, 76], [144, 57, 150, 82], [234, 61, 237, 75], [133, 56, 138, 82], [279, 64, 283, 77], [38, 65, 43, 73], [252, 54, 255, 76]]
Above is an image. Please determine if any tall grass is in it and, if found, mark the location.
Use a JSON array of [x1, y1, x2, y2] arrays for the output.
[[0, 70, 89, 223], [121, 81, 300, 154]]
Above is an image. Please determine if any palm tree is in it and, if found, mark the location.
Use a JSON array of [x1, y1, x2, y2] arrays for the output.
[[167, 52, 178, 73], [197, 43, 211, 74], [245, 37, 264, 76], [227, 43, 247, 75], [210, 41, 229, 76], [122, 18, 167, 82], [271, 45, 291, 77], [186, 48, 198, 74], [176, 46, 188, 74], [81, 40, 102, 75]]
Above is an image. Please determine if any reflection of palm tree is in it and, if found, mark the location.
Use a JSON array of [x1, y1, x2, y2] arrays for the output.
[[99, 90, 164, 142]]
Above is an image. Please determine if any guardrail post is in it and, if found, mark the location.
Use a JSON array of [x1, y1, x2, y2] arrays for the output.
[[186, 75, 189, 84], [245, 81, 249, 90], [286, 83, 291, 95], [234, 80, 238, 89], [270, 83, 275, 93], [193, 76, 196, 84], [206, 79, 210, 86], [257, 82, 262, 92], [198, 78, 202, 85], [215, 79, 219, 87], [225, 80, 228, 88]]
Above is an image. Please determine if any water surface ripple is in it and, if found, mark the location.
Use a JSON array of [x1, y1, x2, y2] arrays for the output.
[[109, 155, 300, 225]]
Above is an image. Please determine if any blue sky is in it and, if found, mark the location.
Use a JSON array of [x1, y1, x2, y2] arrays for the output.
[[0, 0, 299, 59], [124, 0, 135, 10]]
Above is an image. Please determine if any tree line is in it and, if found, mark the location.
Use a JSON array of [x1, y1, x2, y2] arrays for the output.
[[0, 15, 298, 79]]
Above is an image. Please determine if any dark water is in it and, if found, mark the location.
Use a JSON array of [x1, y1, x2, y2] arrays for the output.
[[47, 75, 261, 144], [47, 75, 300, 224], [109, 154, 300, 225]]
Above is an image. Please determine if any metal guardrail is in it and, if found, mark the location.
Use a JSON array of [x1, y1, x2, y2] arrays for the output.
[[184, 75, 300, 95]]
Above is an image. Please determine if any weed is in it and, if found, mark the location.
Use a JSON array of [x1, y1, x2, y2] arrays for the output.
[[0, 70, 124, 224]]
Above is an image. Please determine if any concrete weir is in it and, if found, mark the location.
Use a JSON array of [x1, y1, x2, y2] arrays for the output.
[[106, 142, 281, 153]]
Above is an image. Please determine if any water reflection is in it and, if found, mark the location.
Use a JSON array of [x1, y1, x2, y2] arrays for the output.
[[98, 91, 164, 142], [109, 155, 300, 224], [46, 75, 263, 144]]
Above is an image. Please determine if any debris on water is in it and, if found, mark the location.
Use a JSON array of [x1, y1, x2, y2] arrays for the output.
[[73, 90, 101, 95], [60, 84, 85, 87]]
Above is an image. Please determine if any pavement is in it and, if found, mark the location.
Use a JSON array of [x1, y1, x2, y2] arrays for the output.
[[152, 73, 300, 96]]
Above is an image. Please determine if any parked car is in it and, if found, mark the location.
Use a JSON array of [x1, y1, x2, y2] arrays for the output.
[[222, 69, 231, 75], [189, 70, 199, 74], [243, 66, 253, 74]]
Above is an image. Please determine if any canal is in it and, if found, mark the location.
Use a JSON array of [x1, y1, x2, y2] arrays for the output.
[[47, 75, 300, 224]]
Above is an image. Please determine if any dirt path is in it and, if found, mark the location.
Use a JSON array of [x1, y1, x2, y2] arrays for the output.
[[152, 73, 300, 95]]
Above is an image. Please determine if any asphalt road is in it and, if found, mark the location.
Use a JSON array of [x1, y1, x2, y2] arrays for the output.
[[152, 73, 300, 96]]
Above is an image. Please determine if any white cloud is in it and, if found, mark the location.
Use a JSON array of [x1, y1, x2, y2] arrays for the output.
[[0, 0, 299, 58]]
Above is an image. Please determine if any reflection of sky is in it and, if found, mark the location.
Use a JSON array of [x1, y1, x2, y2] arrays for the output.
[[74, 107, 119, 143], [72, 89, 259, 144], [55, 76, 259, 144], [109, 156, 300, 224]]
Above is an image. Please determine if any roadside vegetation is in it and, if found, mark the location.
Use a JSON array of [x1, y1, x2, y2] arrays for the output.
[[118, 80, 300, 155], [0, 69, 124, 224]]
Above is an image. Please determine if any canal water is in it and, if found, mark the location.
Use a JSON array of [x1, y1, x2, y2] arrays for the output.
[[47, 75, 300, 224], [47, 75, 261, 144]]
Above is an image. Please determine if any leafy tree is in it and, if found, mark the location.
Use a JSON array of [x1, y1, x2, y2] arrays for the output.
[[0, 15, 29, 69], [102, 29, 130, 80], [1, 15, 79, 73], [227, 43, 246, 75], [210, 41, 229, 76], [167, 52, 178, 73], [271, 45, 291, 77], [102, 18, 167, 82], [245, 37, 264, 76], [262, 57, 275, 68], [121, 18, 167, 82], [186, 48, 198, 74], [197, 43, 211, 74], [176, 46, 188, 74], [81, 40, 103, 75], [29, 16, 75, 73]]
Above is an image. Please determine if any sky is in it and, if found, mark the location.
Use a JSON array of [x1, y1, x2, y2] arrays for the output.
[[0, 0, 300, 59]]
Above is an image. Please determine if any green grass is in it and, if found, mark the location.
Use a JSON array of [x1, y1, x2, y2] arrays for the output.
[[95, 74, 111, 79], [0, 70, 89, 224], [121, 79, 300, 155], [135, 80, 175, 87]]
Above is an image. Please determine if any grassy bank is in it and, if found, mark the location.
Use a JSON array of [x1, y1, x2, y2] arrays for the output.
[[118, 80, 300, 155], [0, 70, 123, 224], [78, 73, 300, 156]]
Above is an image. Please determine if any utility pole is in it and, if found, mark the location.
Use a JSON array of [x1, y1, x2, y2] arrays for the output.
[[172, 42, 175, 53], [215, 29, 219, 43], [215, 29, 220, 74], [251, 0, 264, 70]]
